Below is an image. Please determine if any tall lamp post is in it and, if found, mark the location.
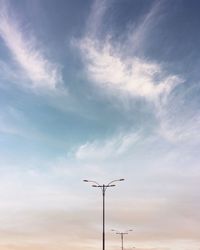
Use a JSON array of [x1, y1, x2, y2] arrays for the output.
[[83, 179, 124, 250], [111, 229, 133, 250]]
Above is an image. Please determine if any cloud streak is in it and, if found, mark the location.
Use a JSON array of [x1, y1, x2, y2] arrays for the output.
[[128, 1, 162, 53], [79, 37, 181, 101], [157, 84, 200, 143], [75, 132, 140, 161], [78, 1, 182, 103], [0, 0, 62, 89], [86, 0, 108, 36]]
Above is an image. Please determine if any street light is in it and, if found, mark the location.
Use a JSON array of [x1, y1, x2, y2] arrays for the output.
[[83, 179, 125, 250], [111, 229, 133, 250]]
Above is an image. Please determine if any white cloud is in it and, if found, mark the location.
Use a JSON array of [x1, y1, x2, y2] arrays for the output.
[[77, 0, 182, 102], [75, 132, 140, 161], [0, 106, 25, 136], [79, 37, 181, 101], [158, 113, 200, 143], [86, 0, 108, 36], [0, 1, 62, 89], [79, 0, 197, 147], [128, 1, 162, 52], [156, 86, 200, 143]]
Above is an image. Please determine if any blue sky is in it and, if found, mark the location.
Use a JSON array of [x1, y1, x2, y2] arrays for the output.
[[0, 0, 200, 250]]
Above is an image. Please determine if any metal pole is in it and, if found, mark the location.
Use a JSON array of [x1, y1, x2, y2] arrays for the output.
[[121, 233, 123, 250], [103, 185, 105, 250]]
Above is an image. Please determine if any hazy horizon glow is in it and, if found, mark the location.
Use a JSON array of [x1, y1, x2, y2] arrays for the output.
[[0, 0, 200, 250]]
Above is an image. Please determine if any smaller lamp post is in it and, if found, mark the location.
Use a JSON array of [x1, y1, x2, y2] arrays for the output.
[[111, 229, 133, 250]]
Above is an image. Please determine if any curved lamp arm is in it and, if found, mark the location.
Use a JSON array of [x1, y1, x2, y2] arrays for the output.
[[107, 179, 125, 186], [105, 179, 125, 191]]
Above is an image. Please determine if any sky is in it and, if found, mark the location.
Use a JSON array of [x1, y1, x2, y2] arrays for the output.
[[0, 0, 200, 249]]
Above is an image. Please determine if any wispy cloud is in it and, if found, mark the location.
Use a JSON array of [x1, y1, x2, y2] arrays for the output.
[[86, 0, 109, 36], [77, 0, 182, 102], [128, 1, 162, 53], [76, 0, 193, 146], [159, 112, 200, 143], [0, 106, 25, 136], [0, 0, 62, 89], [157, 84, 200, 143], [79, 37, 181, 101], [75, 132, 140, 161]]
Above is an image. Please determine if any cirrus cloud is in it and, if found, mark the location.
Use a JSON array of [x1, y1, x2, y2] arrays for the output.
[[0, 0, 62, 90], [75, 131, 140, 161], [79, 37, 182, 101]]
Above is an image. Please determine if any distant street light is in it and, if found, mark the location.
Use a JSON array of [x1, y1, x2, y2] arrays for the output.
[[83, 179, 125, 250], [111, 229, 133, 250]]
